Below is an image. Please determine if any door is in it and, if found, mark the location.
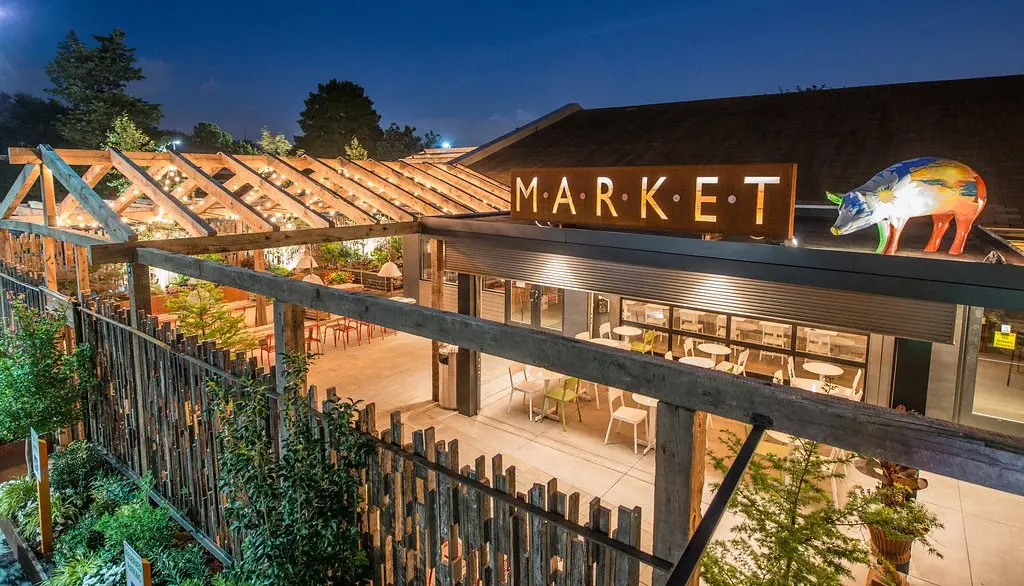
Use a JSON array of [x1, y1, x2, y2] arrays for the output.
[[506, 281, 564, 332]]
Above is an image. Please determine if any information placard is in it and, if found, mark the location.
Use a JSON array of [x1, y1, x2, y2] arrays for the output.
[[30, 428, 40, 479], [994, 331, 1017, 350], [124, 541, 152, 586]]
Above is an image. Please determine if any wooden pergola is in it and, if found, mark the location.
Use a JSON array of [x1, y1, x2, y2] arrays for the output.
[[0, 145, 507, 320]]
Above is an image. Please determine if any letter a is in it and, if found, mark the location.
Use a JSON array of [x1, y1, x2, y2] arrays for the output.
[[553, 177, 577, 215], [595, 177, 618, 217], [641, 176, 668, 220]]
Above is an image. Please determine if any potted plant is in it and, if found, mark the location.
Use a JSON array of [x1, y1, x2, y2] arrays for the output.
[[854, 484, 943, 566]]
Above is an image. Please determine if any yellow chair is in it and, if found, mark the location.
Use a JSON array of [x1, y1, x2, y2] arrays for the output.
[[540, 377, 583, 431], [630, 330, 657, 354]]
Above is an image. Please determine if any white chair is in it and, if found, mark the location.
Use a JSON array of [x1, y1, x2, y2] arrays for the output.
[[807, 330, 832, 356], [851, 368, 863, 393], [604, 388, 649, 454], [715, 349, 749, 376], [598, 323, 611, 339], [507, 363, 545, 417], [759, 323, 788, 363], [715, 315, 727, 337], [664, 351, 673, 361], [574, 331, 592, 340], [787, 356, 796, 380], [683, 338, 696, 357], [772, 369, 784, 384]]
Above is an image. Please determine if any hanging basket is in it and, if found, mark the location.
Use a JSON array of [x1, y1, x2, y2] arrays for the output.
[[868, 525, 913, 564]]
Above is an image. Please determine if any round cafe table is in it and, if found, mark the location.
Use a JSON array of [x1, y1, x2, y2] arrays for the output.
[[590, 337, 629, 350], [613, 325, 643, 340], [679, 356, 715, 368], [632, 394, 659, 454], [697, 343, 732, 363], [529, 368, 566, 422], [803, 361, 844, 381]]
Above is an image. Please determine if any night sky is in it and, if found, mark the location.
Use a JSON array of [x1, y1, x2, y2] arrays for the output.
[[2, 0, 1022, 146]]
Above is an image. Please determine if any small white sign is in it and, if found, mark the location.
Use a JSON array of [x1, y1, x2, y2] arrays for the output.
[[124, 541, 145, 586], [1001, 324, 1012, 334], [30, 428, 40, 479]]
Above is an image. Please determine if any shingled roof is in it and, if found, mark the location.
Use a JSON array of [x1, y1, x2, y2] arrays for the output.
[[467, 75, 1024, 227]]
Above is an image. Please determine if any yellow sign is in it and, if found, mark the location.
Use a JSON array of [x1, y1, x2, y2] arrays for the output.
[[993, 331, 1017, 350]]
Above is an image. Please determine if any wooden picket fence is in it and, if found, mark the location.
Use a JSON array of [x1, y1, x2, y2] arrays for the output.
[[0, 232, 80, 281], [0, 261, 659, 584]]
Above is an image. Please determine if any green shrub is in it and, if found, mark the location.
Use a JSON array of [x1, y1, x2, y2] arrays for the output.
[[154, 543, 209, 585], [326, 270, 353, 285], [94, 501, 175, 560], [50, 441, 107, 492], [89, 472, 137, 517], [19, 491, 81, 542], [0, 474, 35, 519], [42, 553, 104, 586], [268, 265, 291, 277], [53, 514, 103, 566]]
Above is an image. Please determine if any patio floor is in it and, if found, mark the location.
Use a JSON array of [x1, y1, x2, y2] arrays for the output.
[[306, 330, 1023, 586]]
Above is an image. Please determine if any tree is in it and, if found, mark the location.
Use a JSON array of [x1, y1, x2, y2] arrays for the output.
[[187, 122, 234, 152], [701, 432, 871, 586], [213, 354, 371, 585], [0, 92, 67, 147], [375, 123, 432, 161], [257, 127, 295, 156], [343, 137, 368, 160], [165, 283, 256, 351], [0, 301, 96, 445], [294, 79, 382, 157], [102, 113, 155, 151], [45, 28, 162, 147]]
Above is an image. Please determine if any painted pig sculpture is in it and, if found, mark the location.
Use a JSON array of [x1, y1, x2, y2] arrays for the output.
[[827, 157, 986, 255]]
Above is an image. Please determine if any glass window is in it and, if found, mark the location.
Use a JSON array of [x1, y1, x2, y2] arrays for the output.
[[509, 281, 531, 326], [420, 238, 433, 280], [971, 308, 1024, 425], [796, 327, 868, 363], [621, 300, 669, 328], [443, 270, 458, 285], [539, 286, 564, 331], [482, 277, 505, 293], [673, 308, 727, 338], [731, 317, 792, 350]]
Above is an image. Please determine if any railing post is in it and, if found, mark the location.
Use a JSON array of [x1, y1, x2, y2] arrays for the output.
[[40, 164, 58, 291], [652, 403, 706, 586], [430, 238, 445, 402], [456, 272, 480, 416]]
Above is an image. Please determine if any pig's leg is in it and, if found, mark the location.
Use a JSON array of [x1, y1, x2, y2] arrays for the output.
[[925, 213, 953, 252], [950, 215, 976, 255], [884, 219, 908, 255]]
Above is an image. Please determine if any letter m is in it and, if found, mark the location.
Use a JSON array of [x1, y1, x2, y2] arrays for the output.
[[515, 176, 538, 213]]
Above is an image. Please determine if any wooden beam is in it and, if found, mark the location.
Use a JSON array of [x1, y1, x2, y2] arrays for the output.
[[434, 163, 510, 203], [109, 164, 170, 216], [0, 220, 111, 247], [108, 148, 215, 236], [653, 404, 704, 586], [360, 159, 471, 214], [135, 246, 1024, 496], [452, 163, 510, 192], [220, 153, 331, 228], [387, 161, 486, 213], [38, 146, 135, 242], [127, 262, 151, 321], [56, 164, 112, 221], [252, 249, 268, 326], [273, 301, 306, 391], [89, 221, 420, 264], [74, 245, 90, 298], [299, 156, 415, 222], [0, 164, 41, 219], [167, 153, 275, 232], [430, 238, 444, 402], [40, 165, 58, 288], [413, 163, 506, 210], [264, 155, 375, 224], [8, 147, 230, 168]]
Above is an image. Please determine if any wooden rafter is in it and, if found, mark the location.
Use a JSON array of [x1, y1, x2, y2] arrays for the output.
[[0, 219, 110, 247], [346, 158, 470, 215], [263, 155, 375, 224], [56, 164, 112, 221], [299, 156, 415, 222], [383, 161, 481, 213], [219, 153, 331, 228], [38, 146, 134, 241], [108, 148, 215, 236], [168, 153, 275, 231], [447, 164, 511, 199], [0, 164, 41, 219], [414, 162, 506, 209]]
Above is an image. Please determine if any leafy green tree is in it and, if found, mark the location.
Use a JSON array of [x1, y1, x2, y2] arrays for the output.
[[295, 79, 382, 157], [343, 136, 368, 160], [186, 122, 234, 152], [213, 354, 371, 585], [701, 431, 871, 586], [257, 127, 294, 156], [102, 113, 155, 151], [375, 123, 430, 161], [45, 28, 161, 147], [0, 301, 96, 443], [0, 92, 67, 146], [165, 283, 256, 351]]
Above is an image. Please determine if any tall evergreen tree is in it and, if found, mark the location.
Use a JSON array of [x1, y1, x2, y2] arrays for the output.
[[294, 80, 382, 157], [375, 123, 434, 161], [0, 92, 66, 147], [45, 28, 162, 148]]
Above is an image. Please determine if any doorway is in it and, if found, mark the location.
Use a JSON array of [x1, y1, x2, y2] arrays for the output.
[[507, 281, 565, 332]]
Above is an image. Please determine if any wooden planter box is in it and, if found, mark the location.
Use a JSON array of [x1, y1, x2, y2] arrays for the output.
[[0, 440, 27, 483], [868, 525, 913, 564], [0, 518, 47, 583]]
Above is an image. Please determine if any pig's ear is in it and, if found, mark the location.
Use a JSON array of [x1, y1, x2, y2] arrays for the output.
[[826, 191, 844, 205]]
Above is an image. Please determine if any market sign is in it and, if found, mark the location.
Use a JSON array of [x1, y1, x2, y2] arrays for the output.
[[509, 164, 798, 239]]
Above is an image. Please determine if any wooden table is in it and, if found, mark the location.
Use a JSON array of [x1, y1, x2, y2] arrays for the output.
[[803, 361, 844, 381], [679, 356, 715, 368], [613, 325, 642, 340], [698, 343, 731, 363]]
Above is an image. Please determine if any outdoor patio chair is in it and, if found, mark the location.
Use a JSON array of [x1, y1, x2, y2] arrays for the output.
[[305, 323, 323, 354], [630, 329, 657, 354], [541, 377, 583, 432], [259, 333, 274, 366], [604, 387, 648, 454], [787, 355, 796, 380], [714, 349, 749, 376], [507, 363, 545, 418], [772, 369, 785, 384], [683, 338, 696, 357], [326, 317, 360, 349], [598, 322, 611, 339]]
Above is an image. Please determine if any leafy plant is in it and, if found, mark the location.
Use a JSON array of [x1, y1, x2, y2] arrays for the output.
[[50, 440, 107, 492], [0, 474, 35, 519], [701, 431, 871, 586], [42, 553, 104, 586], [19, 491, 82, 542], [94, 500, 175, 560], [153, 543, 209, 585], [166, 283, 256, 352], [326, 270, 353, 285], [89, 472, 137, 517], [212, 353, 371, 585], [0, 300, 97, 443], [267, 265, 291, 277], [853, 485, 944, 556], [53, 514, 103, 565]]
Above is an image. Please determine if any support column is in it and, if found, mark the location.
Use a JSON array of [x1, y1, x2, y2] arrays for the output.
[[40, 165, 58, 290], [456, 272, 480, 416], [429, 239, 444, 402], [273, 301, 306, 392], [74, 246, 90, 301], [127, 262, 152, 326], [653, 403, 706, 586], [252, 250, 268, 326]]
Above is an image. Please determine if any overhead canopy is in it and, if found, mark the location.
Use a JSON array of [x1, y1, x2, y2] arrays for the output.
[[3, 146, 509, 244]]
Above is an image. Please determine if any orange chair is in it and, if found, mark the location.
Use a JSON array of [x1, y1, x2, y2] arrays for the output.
[[259, 333, 275, 366]]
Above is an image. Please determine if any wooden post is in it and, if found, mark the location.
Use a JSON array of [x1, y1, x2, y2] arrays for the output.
[[40, 165, 58, 290], [273, 300, 305, 391], [430, 239, 444, 402], [74, 245, 90, 300], [127, 262, 152, 324], [652, 403, 706, 586], [252, 250, 268, 326], [33, 433, 53, 555], [456, 272, 480, 416]]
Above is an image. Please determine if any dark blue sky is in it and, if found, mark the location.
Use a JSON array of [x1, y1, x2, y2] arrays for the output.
[[2, 0, 1022, 146]]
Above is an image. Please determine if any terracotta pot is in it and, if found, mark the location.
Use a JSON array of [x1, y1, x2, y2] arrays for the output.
[[868, 525, 913, 564]]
